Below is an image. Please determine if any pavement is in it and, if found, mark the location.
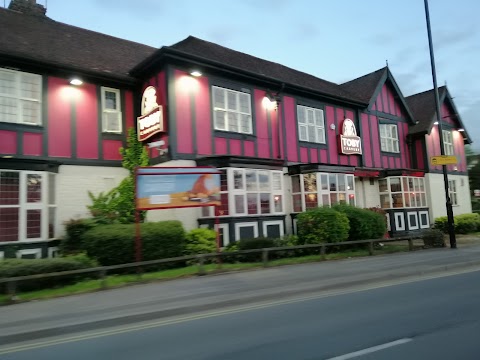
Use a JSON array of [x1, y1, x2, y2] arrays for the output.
[[1, 239, 480, 346]]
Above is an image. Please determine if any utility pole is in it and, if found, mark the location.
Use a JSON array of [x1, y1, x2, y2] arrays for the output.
[[424, 0, 456, 248]]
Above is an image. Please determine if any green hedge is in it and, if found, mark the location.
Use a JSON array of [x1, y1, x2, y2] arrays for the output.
[[333, 204, 386, 241], [296, 207, 350, 244], [422, 229, 445, 248], [60, 218, 96, 254], [0, 254, 98, 293], [185, 228, 217, 255], [434, 213, 480, 234], [83, 221, 186, 266]]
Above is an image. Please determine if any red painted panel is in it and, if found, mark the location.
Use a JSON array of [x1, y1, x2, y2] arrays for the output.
[[48, 77, 71, 157], [371, 102, 377, 111], [23, 133, 42, 156], [320, 149, 328, 163], [395, 157, 401, 168], [397, 121, 406, 169], [382, 157, 389, 168], [102, 140, 122, 160], [389, 157, 394, 168], [370, 115, 382, 168], [284, 96, 298, 162], [326, 106, 338, 165], [310, 148, 318, 163], [215, 137, 228, 155], [270, 107, 281, 159], [175, 70, 193, 154], [350, 155, 358, 167], [244, 140, 255, 157], [383, 85, 390, 114], [404, 123, 411, 169], [0, 130, 16, 154], [76, 83, 98, 159], [361, 113, 373, 168], [375, 94, 383, 113], [125, 90, 134, 131], [255, 89, 270, 159], [195, 76, 212, 156], [416, 139, 425, 170], [276, 104, 284, 160], [230, 139, 242, 156], [300, 147, 308, 163]]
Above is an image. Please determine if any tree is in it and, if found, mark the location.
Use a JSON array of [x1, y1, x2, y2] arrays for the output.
[[88, 128, 149, 223]]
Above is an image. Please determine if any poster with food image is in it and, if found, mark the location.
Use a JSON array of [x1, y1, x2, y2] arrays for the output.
[[136, 167, 221, 210]]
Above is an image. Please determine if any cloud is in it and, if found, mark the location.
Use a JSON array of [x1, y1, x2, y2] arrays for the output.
[[433, 27, 478, 51]]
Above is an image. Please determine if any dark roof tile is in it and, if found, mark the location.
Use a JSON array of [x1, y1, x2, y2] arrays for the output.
[[405, 87, 446, 134], [339, 67, 386, 103], [0, 7, 156, 81]]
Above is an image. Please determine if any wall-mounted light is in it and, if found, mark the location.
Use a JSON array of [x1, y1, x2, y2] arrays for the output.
[[190, 70, 202, 77], [330, 123, 336, 130], [263, 93, 277, 110], [433, 121, 439, 125], [70, 78, 83, 86], [458, 128, 465, 132]]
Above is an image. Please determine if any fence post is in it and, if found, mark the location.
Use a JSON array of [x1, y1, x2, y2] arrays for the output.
[[99, 269, 108, 289], [320, 245, 326, 260], [262, 249, 269, 268], [197, 255, 206, 276], [368, 241, 374, 256], [408, 237, 414, 251], [7, 280, 17, 303]]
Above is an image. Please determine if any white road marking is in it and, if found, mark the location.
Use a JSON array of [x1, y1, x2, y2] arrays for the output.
[[326, 338, 412, 359]]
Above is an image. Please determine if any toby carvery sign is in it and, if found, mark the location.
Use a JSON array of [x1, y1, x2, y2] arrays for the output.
[[137, 86, 164, 141], [339, 118, 362, 155]]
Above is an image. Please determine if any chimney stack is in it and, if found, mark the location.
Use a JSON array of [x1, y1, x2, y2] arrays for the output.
[[8, 0, 47, 17]]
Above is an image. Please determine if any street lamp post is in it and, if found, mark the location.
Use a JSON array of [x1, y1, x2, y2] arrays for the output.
[[424, 0, 456, 248]]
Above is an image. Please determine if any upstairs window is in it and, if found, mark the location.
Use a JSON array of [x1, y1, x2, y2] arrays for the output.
[[101, 87, 122, 133], [0, 69, 42, 125], [297, 105, 325, 143], [443, 130, 454, 156], [212, 86, 252, 134], [379, 123, 399, 153]]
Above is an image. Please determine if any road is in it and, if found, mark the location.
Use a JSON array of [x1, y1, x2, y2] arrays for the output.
[[1, 269, 479, 360]]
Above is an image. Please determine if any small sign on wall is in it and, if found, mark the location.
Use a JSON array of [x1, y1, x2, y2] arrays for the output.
[[339, 118, 362, 155], [430, 155, 458, 166], [137, 86, 165, 141]]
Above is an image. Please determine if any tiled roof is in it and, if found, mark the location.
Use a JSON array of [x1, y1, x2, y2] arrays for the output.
[[0, 7, 156, 82], [164, 36, 367, 104], [339, 67, 387, 104], [405, 87, 447, 134]]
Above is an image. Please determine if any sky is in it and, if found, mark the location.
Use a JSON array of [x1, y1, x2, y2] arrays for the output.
[[6, 0, 479, 147]]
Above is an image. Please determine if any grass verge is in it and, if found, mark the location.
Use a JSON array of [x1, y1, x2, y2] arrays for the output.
[[0, 244, 412, 305]]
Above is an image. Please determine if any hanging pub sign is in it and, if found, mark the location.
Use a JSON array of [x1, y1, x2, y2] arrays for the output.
[[339, 118, 362, 155], [137, 86, 164, 141]]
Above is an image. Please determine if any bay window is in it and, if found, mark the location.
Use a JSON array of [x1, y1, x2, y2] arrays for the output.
[[379, 176, 427, 209], [0, 170, 56, 242], [200, 168, 283, 217], [291, 173, 355, 212]]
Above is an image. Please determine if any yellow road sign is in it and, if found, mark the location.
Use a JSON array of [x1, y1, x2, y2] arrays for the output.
[[430, 155, 458, 166]]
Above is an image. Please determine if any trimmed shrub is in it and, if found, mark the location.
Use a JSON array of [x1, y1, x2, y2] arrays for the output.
[[83, 221, 186, 266], [296, 207, 350, 245], [422, 229, 446, 248], [435, 213, 480, 234], [0, 254, 98, 293], [237, 237, 276, 250], [333, 204, 386, 242], [184, 228, 217, 255], [60, 218, 96, 254]]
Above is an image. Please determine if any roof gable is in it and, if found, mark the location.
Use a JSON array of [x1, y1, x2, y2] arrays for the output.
[[340, 67, 415, 123], [0, 7, 156, 82], [406, 86, 472, 143]]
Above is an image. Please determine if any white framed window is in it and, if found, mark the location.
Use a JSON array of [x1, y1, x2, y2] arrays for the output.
[[235, 222, 259, 240], [419, 210, 430, 229], [291, 173, 355, 212], [297, 105, 325, 143], [0, 170, 56, 242], [48, 246, 59, 258], [0, 251, 4, 260], [379, 123, 399, 153], [0, 68, 42, 125], [16, 248, 42, 259], [448, 179, 458, 206], [101, 87, 122, 133], [262, 220, 284, 238], [443, 130, 454, 156], [212, 86, 252, 134], [379, 176, 427, 209], [200, 168, 283, 218], [394, 212, 405, 231], [407, 211, 419, 230]]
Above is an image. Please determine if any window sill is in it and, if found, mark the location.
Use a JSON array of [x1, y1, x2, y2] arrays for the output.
[[298, 141, 327, 148], [214, 130, 255, 141], [0, 122, 43, 132]]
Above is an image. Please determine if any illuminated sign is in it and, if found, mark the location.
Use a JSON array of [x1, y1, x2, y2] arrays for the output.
[[339, 118, 362, 155], [137, 86, 164, 142]]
